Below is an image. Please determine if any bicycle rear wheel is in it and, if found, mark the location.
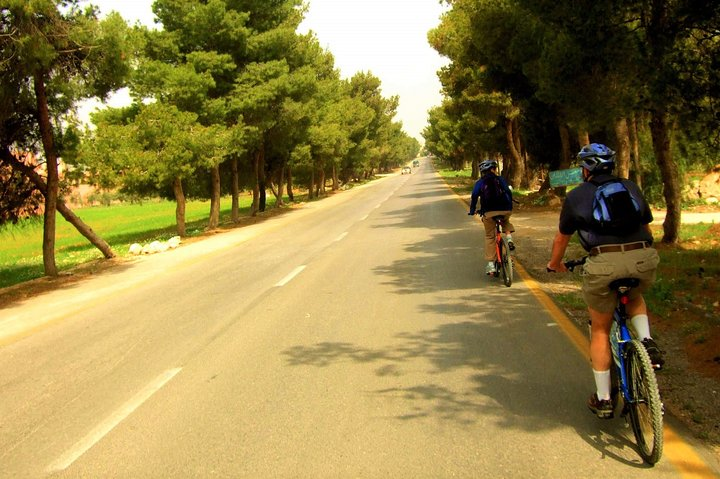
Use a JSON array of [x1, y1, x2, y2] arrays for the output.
[[499, 237, 513, 287], [624, 339, 663, 464]]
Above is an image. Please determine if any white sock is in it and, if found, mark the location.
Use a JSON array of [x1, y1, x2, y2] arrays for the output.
[[593, 369, 611, 400], [631, 314, 651, 340], [506, 234, 513, 240]]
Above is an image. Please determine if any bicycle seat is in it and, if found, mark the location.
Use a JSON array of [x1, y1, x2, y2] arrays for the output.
[[493, 215, 506, 222], [608, 277, 640, 291]]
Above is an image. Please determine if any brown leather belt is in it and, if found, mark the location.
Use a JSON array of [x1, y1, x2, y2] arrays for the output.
[[589, 241, 649, 256]]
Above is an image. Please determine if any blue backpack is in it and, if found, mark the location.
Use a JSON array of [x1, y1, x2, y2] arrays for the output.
[[591, 179, 643, 234]]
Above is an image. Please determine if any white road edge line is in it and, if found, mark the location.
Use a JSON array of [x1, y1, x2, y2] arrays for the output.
[[335, 232, 348, 242], [48, 367, 182, 472], [275, 265, 306, 287]]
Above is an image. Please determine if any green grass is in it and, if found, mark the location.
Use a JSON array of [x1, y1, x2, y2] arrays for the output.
[[646, 223, 720, 318], [675, 222, 717, 241], [0, 195, 262, 288], [554, 292, 587, 310], [436, 168, 475, 180], [0, 173, 383, 290]]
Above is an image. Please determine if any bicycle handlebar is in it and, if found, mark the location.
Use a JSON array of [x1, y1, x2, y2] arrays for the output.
[[564, 257, 587, 271], [546, 256, 587, 273]]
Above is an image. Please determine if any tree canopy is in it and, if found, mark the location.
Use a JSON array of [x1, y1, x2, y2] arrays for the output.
[[425, 0, 720, 243], [1, 0, 419, 277], [1, 0, 135, 273]]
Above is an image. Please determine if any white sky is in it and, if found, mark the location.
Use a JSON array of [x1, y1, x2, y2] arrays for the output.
[[81, 0, 449, 142]]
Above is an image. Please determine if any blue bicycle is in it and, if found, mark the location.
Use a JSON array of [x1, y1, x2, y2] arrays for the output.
[[565, 257, 663, 464]]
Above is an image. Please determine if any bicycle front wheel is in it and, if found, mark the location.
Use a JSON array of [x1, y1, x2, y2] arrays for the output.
[[624, 339, 664, 464], [499, 237, 513, 287]]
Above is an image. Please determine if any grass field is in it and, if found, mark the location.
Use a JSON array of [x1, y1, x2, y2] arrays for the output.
[[0, 195, 260, 289]]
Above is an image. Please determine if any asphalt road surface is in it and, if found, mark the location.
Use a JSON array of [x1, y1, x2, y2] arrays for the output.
[[1, 160, 718, 478]]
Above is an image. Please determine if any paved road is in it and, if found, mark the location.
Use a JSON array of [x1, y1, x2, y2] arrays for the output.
[[1, 160, 718, 477]]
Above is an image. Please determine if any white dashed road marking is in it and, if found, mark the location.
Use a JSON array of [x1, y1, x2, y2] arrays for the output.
[[275, 265, 306, 287], [48, 367, 182, 472]]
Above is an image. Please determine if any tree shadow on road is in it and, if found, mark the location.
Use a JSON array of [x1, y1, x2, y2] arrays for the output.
[[281, 194, 647, 465]]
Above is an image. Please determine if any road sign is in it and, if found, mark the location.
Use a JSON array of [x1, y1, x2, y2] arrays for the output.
[[549, 168, 583, 187]]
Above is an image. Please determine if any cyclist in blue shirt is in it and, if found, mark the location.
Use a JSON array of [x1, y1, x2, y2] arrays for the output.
[[469, 160, 515, 275]]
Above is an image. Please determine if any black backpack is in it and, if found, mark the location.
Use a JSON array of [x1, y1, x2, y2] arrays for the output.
[[591, 179, 643, 234], [480, 175, 508, 204]]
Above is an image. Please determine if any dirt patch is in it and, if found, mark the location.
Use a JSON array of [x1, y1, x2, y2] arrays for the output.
[[0, 257, 124, 309]]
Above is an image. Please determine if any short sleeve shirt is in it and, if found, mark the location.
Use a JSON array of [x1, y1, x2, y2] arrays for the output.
[[558, 174, 654, 251]]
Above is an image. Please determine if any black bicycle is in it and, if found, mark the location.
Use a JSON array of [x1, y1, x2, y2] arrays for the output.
[[565, 257, 663, 464]]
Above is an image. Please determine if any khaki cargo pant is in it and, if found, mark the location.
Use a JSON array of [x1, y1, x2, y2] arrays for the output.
[[581, 247, 660, 313]]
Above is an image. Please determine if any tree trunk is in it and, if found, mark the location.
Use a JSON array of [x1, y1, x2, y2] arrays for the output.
[[268, 180, 279, 199], [57, 202, 115, 258], [33, 72, 58, 276], [614, 117, 631, 179], [628, 115, 642, 188], [259, 185, 266, 212], [464, 149, 476, 180], [506, 117, 524, 187], [231, 156, 239, 223], [522, 151, 533, 189], [275, 167, 285, 207], [308, 168, 315, 199], [286, 165, 294, 201], [251, 149, 261, 216], [649, 110, 680, 243], [3, 147, 115, 257], [208, 165, 220, 230], [258, 147, 266, 213], [173, 177, 186, 237], [513, 120, 523, 160], [332, 164, 339, 190], [559, 124, 572, 170], [555, 123, 573, 196], [318, 168, 326, 196], [505, 118, 523, 188], [577, 131, 589, 147]]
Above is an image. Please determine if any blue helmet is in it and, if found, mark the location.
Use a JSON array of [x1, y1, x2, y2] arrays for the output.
[[577, 143, 615, 174]]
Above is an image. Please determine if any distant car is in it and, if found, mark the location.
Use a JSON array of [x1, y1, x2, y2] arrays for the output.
[[412, 160, 420, 167], [401, 166, 411, 175]]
